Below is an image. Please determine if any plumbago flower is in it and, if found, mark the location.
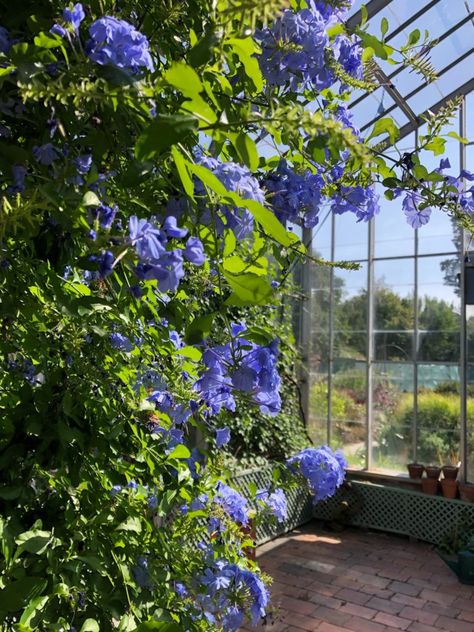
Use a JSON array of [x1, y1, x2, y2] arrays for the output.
[[256, 488, 288, 523], [194, 325, 281, 416], [86, 16, 155, 72], [287, 446, 347, 502], [196, 155, 265, 240], [128, 214, 206, 292], [263, 160, 324, 228], [256, 3, 362, 92], [51, 3, 86, 37]]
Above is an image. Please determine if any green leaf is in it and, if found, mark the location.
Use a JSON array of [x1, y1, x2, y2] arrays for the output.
[[380, 17, 389, 37], [177, 345, 202, 361], [230, 132, 259, 172], [360, 4, 368, 25], [33, 32, 62, 49], [82, 191, 101, 207], [188, 30, 217, 67], [166, 444, 191, 460], [80, 619, 100, 632], [164, 62, 203, 98], [135, 116, 197, 160], [224, 273, 273, 305], [19, 596, 48, 626], [238, 198, 292, 247], [368, 117, 399, 144], [116, 517, 142, 533], [15, 529, 52, 555], [190, 164, 228, 196], [185, 312, 217, 345], [227, 37, 263, 92], [447, 131, 468, 144], [0, 578, 47, 613], [171, 147, 194, 199], [424, 136, 446, 156], [407, 29, 421, 46]]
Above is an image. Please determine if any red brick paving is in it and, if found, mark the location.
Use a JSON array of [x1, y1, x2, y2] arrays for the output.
[[240, 523, 474, 632]]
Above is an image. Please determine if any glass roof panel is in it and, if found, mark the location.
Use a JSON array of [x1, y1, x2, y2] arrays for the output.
[[347, 0, 474, 136]]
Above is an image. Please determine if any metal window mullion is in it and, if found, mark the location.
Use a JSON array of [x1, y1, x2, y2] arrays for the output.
[[300, 227, 313, 430], [460, 98, 468, 482], [367, 219, 375, 470], [328, 214, 336, 445], [414, 234, 419, 463]]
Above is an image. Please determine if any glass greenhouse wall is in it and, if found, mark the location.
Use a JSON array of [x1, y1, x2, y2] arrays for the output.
[[297, 0, 474, 479]]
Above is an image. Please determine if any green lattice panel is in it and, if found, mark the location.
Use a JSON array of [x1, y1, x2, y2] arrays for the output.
[[233, 467, 314, 545], [314, 481, 474, 546]]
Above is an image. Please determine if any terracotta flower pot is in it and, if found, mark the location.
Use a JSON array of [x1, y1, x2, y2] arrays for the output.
[[421, 478, 439, 495], [425, 465, 441, 480], [441, 479, 458, 499], [442, 465, 459, 480], [407, 463, 424, 479], [459, 483, 474, 503]]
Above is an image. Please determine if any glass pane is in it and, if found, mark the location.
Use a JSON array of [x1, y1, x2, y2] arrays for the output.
[[334, 263, 367, 335], [374, 189, 415, 258], [331, 361, 367, 470], [373, 362, 414, 473], [416, 374, 460, 466], [417, 255, 461, 362], [374, 258, 415, 361], [312, 206, 332, 261], [334, 212, 368, 261]]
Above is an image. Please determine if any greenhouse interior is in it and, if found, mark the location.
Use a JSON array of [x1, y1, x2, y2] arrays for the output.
[[2, 0, 474, 630]]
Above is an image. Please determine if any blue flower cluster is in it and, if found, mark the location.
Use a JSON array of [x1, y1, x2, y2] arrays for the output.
[[86, 16, 154, 72], [194, 325, 281, 417], [129, 215, 205, 292], [256, 488, 287, 523], [286, 445, 347, 502], [197, 155, 265, 240], [0, 26, 11, 54], [256, 9, 330, 91], [256, 2, 362, 92], [263, 160, 324, 228], [197, 560, 269, 629], [214, 482, 249, 525], [331, 184, 380, 222], [397, 159, 474, 228]]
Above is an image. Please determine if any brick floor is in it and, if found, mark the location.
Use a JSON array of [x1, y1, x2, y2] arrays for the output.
[[240, 522, 474, 632]]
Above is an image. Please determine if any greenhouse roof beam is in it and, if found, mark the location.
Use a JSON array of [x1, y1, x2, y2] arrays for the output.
[[346, 0, 392, 30]]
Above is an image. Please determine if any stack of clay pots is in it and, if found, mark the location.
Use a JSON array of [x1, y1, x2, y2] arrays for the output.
[[407, 462, 460, 497]]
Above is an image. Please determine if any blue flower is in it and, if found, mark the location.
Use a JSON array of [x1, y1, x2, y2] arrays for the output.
[[110, 332, 133, 352], [263, 160, 324, 228], [333, 33, 363, 83], [74, 154, 92, 175], [86, 17, 155, 72], [215, 426, 231, 448], [94, 203, 117, 229], [214, 482, 249, 525], [133, 556, 152, 589], [9, 165, 27, 193], [129, 216, 166, 261], [287, 446, 346, 502], [256, 10, 331, 91], [163, 215, 188, 238], [256, 488, 287, 523], [0, 26, 12, 54], [402, 191, 432, 228], [33, 143, 60, 166], [184, 236, 205, 265], [169, 330, 183, 349], [63, 3, 85, 30], [98, 250, 114, 277], [331, 185, 380, 222]]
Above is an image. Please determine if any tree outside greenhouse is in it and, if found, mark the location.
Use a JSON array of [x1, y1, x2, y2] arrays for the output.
[[0, 0, 473, 630]]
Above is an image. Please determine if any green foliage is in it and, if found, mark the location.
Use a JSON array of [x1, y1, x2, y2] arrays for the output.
[[379, 391, 473, 465]]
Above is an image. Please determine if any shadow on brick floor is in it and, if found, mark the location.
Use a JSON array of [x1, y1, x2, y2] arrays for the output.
[[240, 521, 474, 632]]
